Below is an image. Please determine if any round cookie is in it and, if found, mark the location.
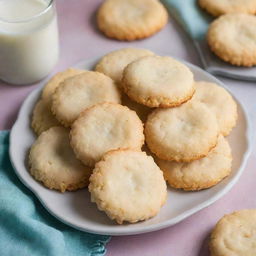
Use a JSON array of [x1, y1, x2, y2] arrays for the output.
[[97, 0, 168, 41], [198, 0, 256, 17], [95, 48, 154, 83], [122, 56, 195, 108], [70, 103, 145, 167], [145, 101, 219, 162], [89, 149, 167, 224], [207, 13, 256, 67], [157, 135, 232, 191], [192, 81, 237, 136], [52, 71, 121, 127], [29, 127, 92, 192], [42, 68, 85, 104], [210, 209, 256, 256], [31, 99, 60, 136]]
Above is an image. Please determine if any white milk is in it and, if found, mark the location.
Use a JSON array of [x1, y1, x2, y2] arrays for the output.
[[0, 0, 59, 84]]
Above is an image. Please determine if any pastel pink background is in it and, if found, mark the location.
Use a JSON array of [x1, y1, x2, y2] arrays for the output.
[[0, 1, 255, 255]]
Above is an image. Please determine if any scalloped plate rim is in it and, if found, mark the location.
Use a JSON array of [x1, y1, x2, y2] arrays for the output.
[[9, 56, 253, 235]]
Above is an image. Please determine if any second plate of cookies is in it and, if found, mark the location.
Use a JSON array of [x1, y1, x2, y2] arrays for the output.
[[10, 49, 252, 235]]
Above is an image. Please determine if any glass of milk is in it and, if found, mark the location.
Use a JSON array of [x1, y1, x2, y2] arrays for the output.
[[0, 0, 59, 85]]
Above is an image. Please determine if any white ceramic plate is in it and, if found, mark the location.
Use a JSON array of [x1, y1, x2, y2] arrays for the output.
[[10, 57, 252, 236]]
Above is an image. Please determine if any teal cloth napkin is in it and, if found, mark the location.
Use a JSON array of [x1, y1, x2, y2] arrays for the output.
[[161, 0, 256, 81], [162, 0, 212, 40], [0, 131, 110, 256]]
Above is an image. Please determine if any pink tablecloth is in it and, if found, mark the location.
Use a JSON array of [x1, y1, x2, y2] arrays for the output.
[[0, 1, 255, 255]]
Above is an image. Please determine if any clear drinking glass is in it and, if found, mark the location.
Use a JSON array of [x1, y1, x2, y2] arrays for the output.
[[0, 0, 59, 85]]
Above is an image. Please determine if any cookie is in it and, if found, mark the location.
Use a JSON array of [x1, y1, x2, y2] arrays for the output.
[[199, 0, 256, 17], [145, 101, 219, 162], [31, 99, 60, 136], [97, 0, 168, 41], [29, 127, 92, 192], [207, 13, 256, 66], [122, 94, 152, 122], [52, 71, 121, 127], [210, 209, 256, 256], [70, 103, 145, 167], [122, 56, 195, 108], [192, 81, 237, 136], [89, 149, 167, 224], [157, 135, 232, 191], [42, 68, 85, 104], [95, 48, 154, 83]]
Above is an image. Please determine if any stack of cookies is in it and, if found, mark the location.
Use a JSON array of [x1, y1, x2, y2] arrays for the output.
[[29, 47, 237, 224], [199, 0, 256, 66]]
